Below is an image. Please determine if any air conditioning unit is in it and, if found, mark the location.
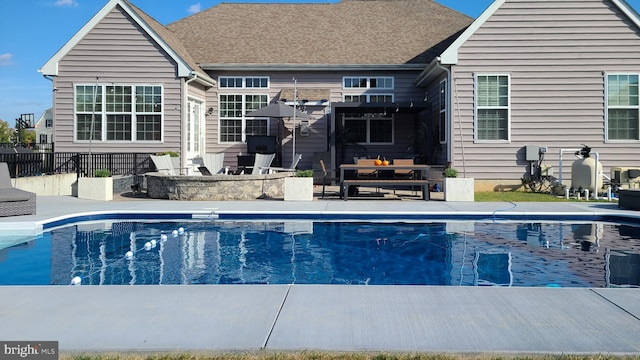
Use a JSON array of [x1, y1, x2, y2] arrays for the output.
[[611, 167, 640, 188]]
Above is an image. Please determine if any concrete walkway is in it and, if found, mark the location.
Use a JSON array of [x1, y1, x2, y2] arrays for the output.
[[0, 195, 639, 355]]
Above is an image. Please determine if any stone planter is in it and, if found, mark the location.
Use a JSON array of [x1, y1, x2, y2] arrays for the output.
[[78, 177, 113, 201], [284, 177, 314, 201], [444, 177, 474, 202]]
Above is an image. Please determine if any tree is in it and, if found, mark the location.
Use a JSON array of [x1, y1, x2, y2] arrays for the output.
[[19, 129, 36, 145], [0, 119, 14, 143]]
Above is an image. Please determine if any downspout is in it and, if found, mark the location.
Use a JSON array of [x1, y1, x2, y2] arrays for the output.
[[42, 74, 55, 144], [436, 58, 466, 177], [182, 71, 198, 175]]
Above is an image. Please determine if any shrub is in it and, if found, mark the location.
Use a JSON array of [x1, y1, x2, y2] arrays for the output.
[[93, 169, 111, 177], [294, 169, 314, 177], [443, 167, 458, 178], [155, 151, 179, 157]]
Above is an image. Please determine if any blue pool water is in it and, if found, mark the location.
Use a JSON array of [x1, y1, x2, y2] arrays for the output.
[[0, 220, 639, 287]]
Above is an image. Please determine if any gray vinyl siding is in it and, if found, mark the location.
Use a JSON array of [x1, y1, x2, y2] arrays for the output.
[[53, 5, 182, 154], [450, 0, 640, 182], [204, 71, 425, 170]]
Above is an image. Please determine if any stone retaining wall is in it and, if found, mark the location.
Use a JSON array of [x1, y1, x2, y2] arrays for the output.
[[146, 172, 291, 200]]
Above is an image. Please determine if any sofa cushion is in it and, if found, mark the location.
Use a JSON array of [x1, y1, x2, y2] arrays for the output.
[[0, 188, 32, 202], [0, 163, 12, 189]]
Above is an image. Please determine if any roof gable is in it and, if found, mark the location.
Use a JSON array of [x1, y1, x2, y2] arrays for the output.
[[39, 0, 214, 85], [439, 0, 640, 64]]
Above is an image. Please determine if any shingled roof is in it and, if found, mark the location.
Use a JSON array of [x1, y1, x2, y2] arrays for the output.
[[166, 0, 473, 67], [124, 0, 215, 83]]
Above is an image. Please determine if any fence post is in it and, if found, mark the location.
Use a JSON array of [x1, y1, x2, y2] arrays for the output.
[[75, 153, 81, 178]]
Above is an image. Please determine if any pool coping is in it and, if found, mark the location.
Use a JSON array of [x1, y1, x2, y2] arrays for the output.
[[1, 197, 640, 355], [2, 204, 640, 235]]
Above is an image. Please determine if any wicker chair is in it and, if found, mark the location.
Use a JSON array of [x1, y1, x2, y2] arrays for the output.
[[0, 162, 36, 217]]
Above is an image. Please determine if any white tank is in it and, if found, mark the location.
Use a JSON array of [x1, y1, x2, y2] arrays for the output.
[[571, 156, 602, 192]]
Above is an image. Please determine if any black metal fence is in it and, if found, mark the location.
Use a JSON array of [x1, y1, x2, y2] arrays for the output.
[[0, 152, 155, 178], [0, 142, 54, 152]]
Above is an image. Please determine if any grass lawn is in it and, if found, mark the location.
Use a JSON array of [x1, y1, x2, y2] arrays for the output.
[[475, 191, 615, 203], [59, 353, 640, 360]]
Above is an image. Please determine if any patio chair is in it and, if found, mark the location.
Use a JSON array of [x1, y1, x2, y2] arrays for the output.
[[150, 155, 175, 175], [0, 162, 36, 217], [251, 153, 276, 174], [356, 158, 378, 178], [201, 152, 227, 175], [392, 158, 417, 195], [262, 153, 302, 173], [319, 159, 339, 199]]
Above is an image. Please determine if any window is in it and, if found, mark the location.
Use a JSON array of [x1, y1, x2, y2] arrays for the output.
[[218, 76, 269, 89], [475, 74, 509, 141], [607, 74, 640, 141], [343, 113, 393, 144], [219, 94, 269, 142], [75, 85, 102, 141], [343, 94, 393, 103], [343, 76, 394, 89], [74, 84, 162, 142], [39, 134, 48, 144], [45, 119, 52, 128], [439, 80, 447, 144]]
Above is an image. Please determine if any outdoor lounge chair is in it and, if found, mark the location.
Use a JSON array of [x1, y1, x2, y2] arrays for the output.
[[150, 155, 176, 175], [261, 153, 302, 173], [251, 153, 276, 174], [0, 162, 36, 217], [201, 153, 227, 175]]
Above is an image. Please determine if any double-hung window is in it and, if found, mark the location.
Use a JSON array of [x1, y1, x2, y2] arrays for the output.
[[606, 74, 640, 141], [342, 76, 395, 144], [74, 84, 162, 142], [475, 74, 510, 142], [218, 77, 270, 142], [343, 76, 394, 90], [343, 112, 393, 144]]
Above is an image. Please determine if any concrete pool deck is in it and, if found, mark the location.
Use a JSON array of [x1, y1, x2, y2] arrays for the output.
[[0, 195, 639, 355]]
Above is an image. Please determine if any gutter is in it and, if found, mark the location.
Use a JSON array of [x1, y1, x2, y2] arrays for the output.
[[414, 59, 440, 87], [190, 71, 216, 88], [199, 63, 428, 72], [180, 71, 216, 173], [182, 72, 198, 174], [435, 57, 466, 178]]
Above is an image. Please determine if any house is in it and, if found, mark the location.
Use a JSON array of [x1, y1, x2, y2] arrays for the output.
[[417, 0, 640, 191], [34, 108, 53, 144], [39, 0, 472, 174], [40, 0, 640, 191]]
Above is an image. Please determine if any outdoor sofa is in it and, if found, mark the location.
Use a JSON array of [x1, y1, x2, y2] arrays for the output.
[[0, 162, 36, 217]]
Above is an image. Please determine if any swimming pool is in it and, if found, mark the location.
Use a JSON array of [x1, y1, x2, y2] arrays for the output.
[[1, 218, 639, 287]]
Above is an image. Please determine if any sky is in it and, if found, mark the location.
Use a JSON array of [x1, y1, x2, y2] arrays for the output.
[[1, 0, 640, 126]]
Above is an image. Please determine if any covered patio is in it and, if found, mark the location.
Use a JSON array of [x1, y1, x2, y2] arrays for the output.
[[331, 100, 434, 167]]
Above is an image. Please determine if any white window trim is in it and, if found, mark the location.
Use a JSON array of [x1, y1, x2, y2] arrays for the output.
[[217, 76, 270, 89], [604, 72, 640, 143], [473, 74, 511, 143], [342, 76, 394, 90], [217, 93, 270, 144], [187, 96, 206, 157], [73, 83, 164, 143]]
